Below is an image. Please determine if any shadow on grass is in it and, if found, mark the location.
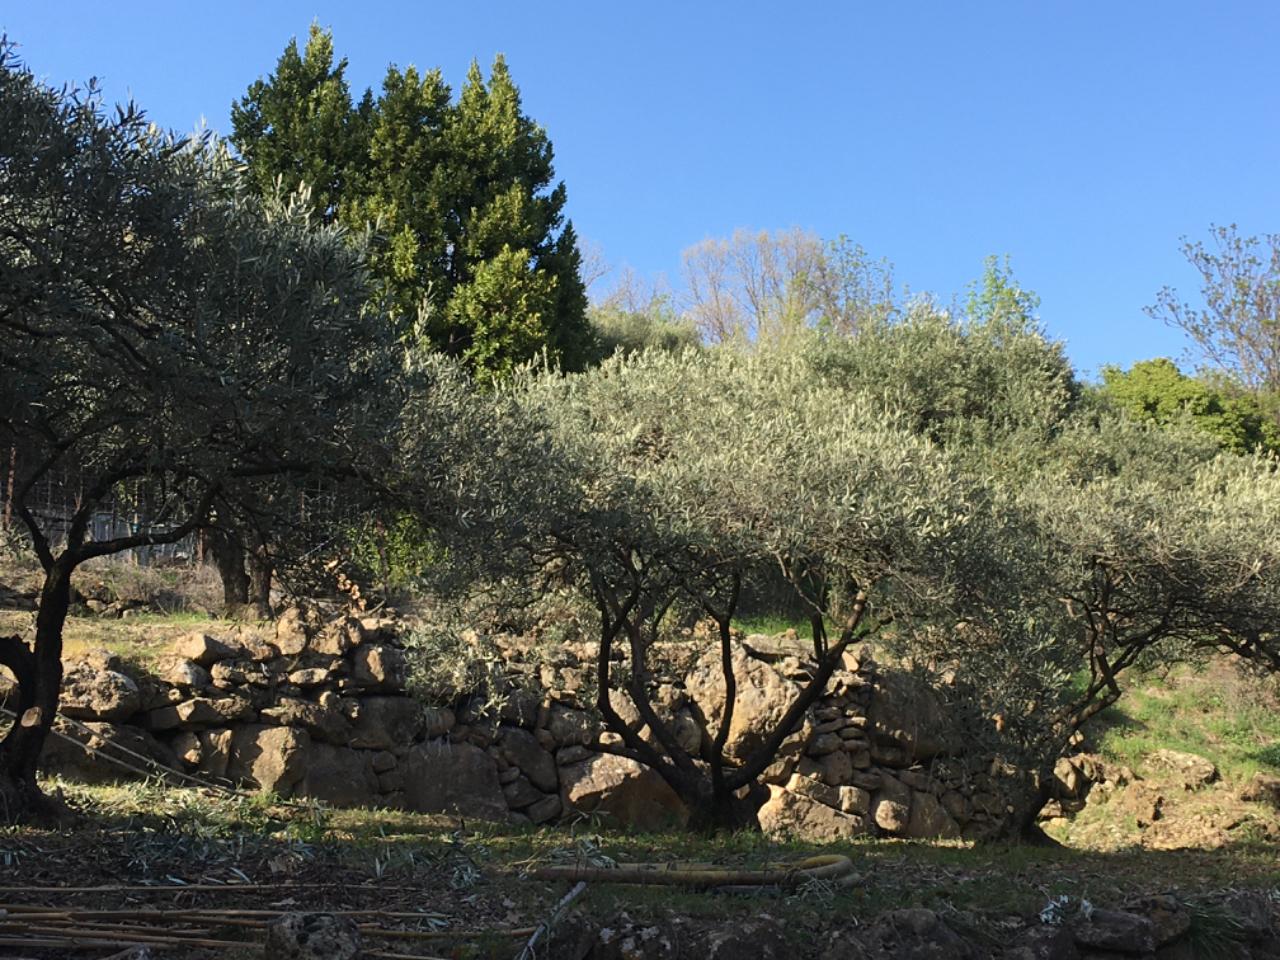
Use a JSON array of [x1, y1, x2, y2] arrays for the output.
[[3, 780, 1275, 921]]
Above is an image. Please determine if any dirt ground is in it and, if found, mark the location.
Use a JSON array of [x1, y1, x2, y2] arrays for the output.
[[0, 779, 1277, 959]]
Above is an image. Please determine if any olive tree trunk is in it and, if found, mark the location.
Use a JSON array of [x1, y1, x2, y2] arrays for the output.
[[0, 559, 73, 822], [207, 527, 249, 617]]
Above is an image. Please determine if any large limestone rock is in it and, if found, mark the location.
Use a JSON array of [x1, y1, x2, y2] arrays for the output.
[[546, 704, 599, 746], [349, 696, 425, 750], [1146, 749, 1218, 787], [757, 784, 868, 841], [870, 772, 913, 834], [196, 728, 235, 779], [260, 697, 353, 745], [559, 753, 688, 831], [402, 741, 508, 820], [60, 666, 141, 722], [226, 724, 310, 795], [904, 790, 961, 839], [297, 744, 380, 807], [1241, 772, 1280, 808], [865, 672, 953, 765], [310, 616, 364, 656], [350, 643, 407, 690], [497, 726, 558, 793], [153, 656, 212, 691], [147, 694, 255, 730], [40, 721, 176, 784], [684, 641, 796, 762], [171, 633, 242, 667], [275, 607, 311, 656]]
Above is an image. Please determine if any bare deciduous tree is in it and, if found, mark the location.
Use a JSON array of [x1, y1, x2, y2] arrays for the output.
[[681, 228, 896, 344], [1148, 224, 1280, 393]]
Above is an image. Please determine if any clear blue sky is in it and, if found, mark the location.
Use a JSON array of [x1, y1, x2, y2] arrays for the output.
[[6, 2, 1279, 378]]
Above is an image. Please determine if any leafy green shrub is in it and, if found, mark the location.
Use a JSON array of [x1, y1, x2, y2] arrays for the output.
[[588, 301, 701, 360]]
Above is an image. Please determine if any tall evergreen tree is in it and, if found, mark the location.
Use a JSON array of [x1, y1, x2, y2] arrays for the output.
[[233, 31, 594, 373], [230, 24, 367, 223]]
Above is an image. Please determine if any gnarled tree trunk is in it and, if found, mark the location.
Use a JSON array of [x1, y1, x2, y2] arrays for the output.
[[207, 527, 249, 617], [0, 559, 73, 822], [247, 542, 273, 620]]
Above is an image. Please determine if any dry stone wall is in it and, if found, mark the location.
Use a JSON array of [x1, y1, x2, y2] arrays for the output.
[[38, 610, 1023, 840]]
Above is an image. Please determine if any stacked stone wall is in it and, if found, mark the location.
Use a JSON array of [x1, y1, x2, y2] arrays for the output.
[[33, 611, 1022, 839]]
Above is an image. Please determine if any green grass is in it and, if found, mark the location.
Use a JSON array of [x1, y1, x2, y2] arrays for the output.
[[1092, 662, 1280, 785], [733, 613, 841, 641], [732, 613, 813, 636]]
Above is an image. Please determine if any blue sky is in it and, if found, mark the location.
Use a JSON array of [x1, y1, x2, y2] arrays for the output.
[[5, 2, 1279, 378]]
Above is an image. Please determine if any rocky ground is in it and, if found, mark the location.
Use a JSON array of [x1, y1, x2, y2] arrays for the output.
[[0, 780, 1277, 959]]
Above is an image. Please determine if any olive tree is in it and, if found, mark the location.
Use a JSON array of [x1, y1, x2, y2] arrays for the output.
[[901, 411, 1280, 839], [0, 52, 397, 819], [500, 345, 992, 830]]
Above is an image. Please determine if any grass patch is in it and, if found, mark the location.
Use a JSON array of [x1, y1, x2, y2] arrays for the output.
[[732, 613, 814, 636], [1091, 661, 1280, 785]]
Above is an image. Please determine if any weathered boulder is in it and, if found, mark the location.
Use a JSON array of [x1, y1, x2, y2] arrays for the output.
[[1071, 909, 1155, 953], [60, 661, 141, 722], [196, 728, 234, 779], [870, 772, 913, 834], [287, 667, 332, 687], [350, 643, 407, 689], [865, 672, 953, 764], [502, 775, 544, 809], [40, 721, 175, 784], [297, 744, 380, 806], [684, 641, 796, 762], [1241, 772, 1280, 808], [171, 633, 242, 666], [226, 725, 310, 795], [498, 726, 559, 793], [349, 696, 425, 750], [757, 784, 868, 841], [905, 789, 962, 839], [526, 793, 562, 824], [275, 607, 311, 656], [153, 656, 212, 691], [402, 741, 508, 820], [260, 698, 353, 745], [547, 704, 599, 747], [497, 687, 542, 728], [560, 753, 688, 831], [146, 694, 255, 730], [814, 747, 853, 786], [1125, 895, 1191, 947], [310, 615, 364, 656], [785, 772, 842, 809], [235, 632, 279, 662], [1146, 749, 1218, 787], [263, 913, 361, 960], [169, 730, 202, 767]]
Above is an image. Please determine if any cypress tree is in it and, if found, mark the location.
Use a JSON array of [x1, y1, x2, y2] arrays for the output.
[[233, 32, 594, 373]]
